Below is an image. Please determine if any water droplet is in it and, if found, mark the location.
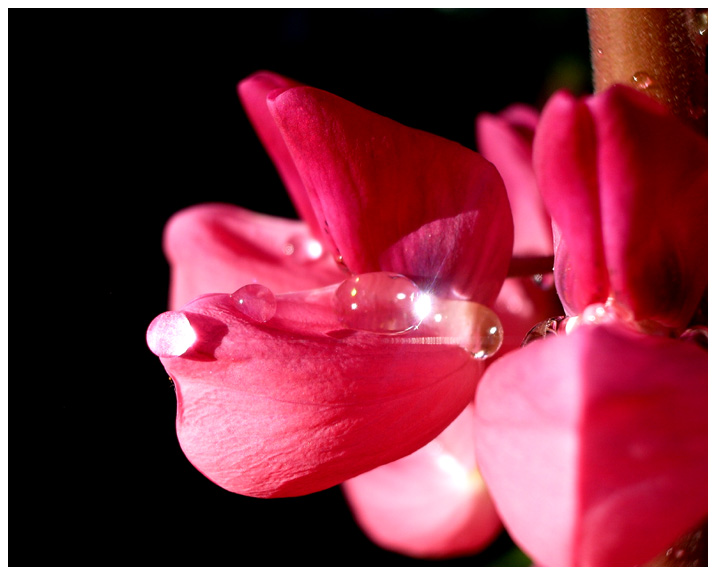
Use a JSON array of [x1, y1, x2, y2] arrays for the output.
[[333, 272, 425, 334], [531, 272, 555, 291], [632, 71, 654, 90], [421, 298, 503, 359], [680, 326, 707, 350], [283, 234, 324, 263], [231, 284, 277, 323], [146, 311, 196, 358], [596, 48, 604, 57], [521, 316, 569, 347]]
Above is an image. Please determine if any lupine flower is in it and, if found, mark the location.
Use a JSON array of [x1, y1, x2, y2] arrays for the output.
[[473, 85, 708, 566], [146, 71, 514, 499], [340, 101, 564, 559]]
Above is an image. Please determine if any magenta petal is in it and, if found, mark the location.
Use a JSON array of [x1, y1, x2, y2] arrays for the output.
[[476, 105, 552, 258], [474, 324, 707, 566], [163, 203, 345, 310], [533, 91, 609, 316], [586, 86, 707, 330], [342, 404, 502, 559], [151, 288, 484, 498], [267, 86, 513, 306], [237, 71, 323, 238]]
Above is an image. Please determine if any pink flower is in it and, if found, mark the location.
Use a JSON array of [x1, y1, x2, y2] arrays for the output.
[[473, 85, 708, 566], [340, 101, 564, 559], [146, 71, 514, 498]]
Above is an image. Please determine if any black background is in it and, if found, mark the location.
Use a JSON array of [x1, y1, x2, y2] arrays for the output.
[[13, 8, 591, 567]]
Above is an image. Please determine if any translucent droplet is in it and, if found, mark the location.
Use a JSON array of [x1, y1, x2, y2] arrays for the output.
[[680, 326, 707, 350], [632, 71, 654, 90], [420, 298, 504, 359], [333, 272, 425, 334], [283, 234, 323, 263], [146, 311, 196, 358], [231, 284, 276, 323], [522, 316, 569, 347]]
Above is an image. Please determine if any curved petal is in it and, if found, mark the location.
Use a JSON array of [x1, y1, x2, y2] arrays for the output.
[[237, 71, 323, 238], [534, 86, 707, 330], [164, 203, 346, 309], [533, 90, 609, 316], [586, 85, 707, 331], [268, 86, 513, 306], [342, 403, 502, 559], [148, 287, 484, 498], [476, 105, 552, 258], [474, 324, 707, 566]]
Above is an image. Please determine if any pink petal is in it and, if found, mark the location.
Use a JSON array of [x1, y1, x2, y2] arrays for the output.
[[586, 85, 707, 331], [534, 86, 707, 330], [237, 71, 323, 238], [163, 203, 346, 310], [342, 403, 502, 559], [267, 86, 513, 306], [533, 91, 609, 316], [149, 287, 484, 498], [476, 105, 552, 258], [474, 324, 707, 566]]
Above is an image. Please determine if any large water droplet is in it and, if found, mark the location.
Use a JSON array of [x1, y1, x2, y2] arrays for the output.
[[420, 298, 504, 359], [231, 284, 277, 323], [146, 311, 197, 358], [283, 234, 324, 263], [632, 71, 654, 90], [333, 272, 425, 334]]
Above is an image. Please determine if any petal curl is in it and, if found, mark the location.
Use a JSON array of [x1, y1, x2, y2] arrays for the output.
[[164, 203, 345, 309], [152, 288, 484, 498], [474, 324, 707, 566], [268, 86, 513, 306], [534, 86, 707, 329], [342, 404, 502, 559], [237, 71, 324, 238], [533, 91, 608, 316]]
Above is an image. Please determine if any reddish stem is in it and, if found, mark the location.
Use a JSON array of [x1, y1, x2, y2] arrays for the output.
[[587, 8, 707, 135]]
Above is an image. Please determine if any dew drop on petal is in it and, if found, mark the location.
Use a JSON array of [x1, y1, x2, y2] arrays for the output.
[[146, 311, 197, 358], [333, 272, 424, 334], [231, 284, 277, 323], [284, 234, 323, 263], [420, 298, 504, 360]]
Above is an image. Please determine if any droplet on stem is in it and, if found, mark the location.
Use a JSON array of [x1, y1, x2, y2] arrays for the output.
[[632, 71, 654, 89], [231, 284, 277, 323], [147, 311, 197, 358]]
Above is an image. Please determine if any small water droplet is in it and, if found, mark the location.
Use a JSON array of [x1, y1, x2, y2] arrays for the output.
[[531, 272, 555, 291], [231, 284, 277, 323], [632, 71, 654, 90], [522, 316, 569, 347], [284, 234, 323, 263], [680, 326, 707, 350], [333, 272, 425, 334], [146, 311, 197, 358]]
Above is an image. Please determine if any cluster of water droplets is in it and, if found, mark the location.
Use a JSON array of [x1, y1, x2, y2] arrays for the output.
[[332, 272, 503, 359]]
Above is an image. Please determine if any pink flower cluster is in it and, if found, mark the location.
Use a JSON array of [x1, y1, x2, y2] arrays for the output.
[[146, 70, 707, 566]]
